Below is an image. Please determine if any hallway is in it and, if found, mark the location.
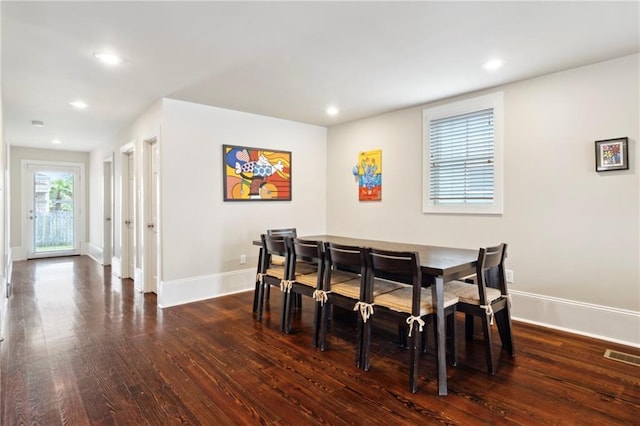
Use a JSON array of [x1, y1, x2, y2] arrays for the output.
[[1, 256, 638, 425]]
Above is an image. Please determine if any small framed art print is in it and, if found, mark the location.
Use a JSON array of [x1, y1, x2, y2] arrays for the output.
[[595, 137, 628, 172]]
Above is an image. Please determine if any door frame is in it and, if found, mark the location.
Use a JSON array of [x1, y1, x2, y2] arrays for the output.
[[21, 160, 85, 259], [119, 143, 135, 280], [103, 155, 114, 265], [142, 137, 160, 293]]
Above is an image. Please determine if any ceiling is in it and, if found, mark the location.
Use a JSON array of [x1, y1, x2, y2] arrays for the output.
[[2, 1, 639, 152]]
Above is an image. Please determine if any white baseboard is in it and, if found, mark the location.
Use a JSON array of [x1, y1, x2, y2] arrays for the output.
[[111, 257, 122, 278], [158, 268, 255, 308], [134, 267, 144, 292], [86, 243, 103, 265], [6, 247, 12, 289], [11, 246, 26, 261], [511, 290, 640, 348]]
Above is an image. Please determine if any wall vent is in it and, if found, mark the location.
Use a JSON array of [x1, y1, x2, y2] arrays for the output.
[[603, 349, 640, 367]]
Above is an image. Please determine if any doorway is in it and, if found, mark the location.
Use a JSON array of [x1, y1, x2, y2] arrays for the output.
[[120, 149, 135, 280], [143, 138, 159, 293], [23, 161, 83, 259], [103, 156, 114, 265]]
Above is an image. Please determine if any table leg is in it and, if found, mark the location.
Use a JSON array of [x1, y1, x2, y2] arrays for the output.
[[432, 276, 448, 396]]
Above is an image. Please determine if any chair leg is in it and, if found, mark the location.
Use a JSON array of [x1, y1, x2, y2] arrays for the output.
[[481, 314, 496, 375], [311, 301, 321, 348], [319, 302, 329, 351], [256, 281, 266, 321], [408, 323, 420, 393], [281, 290, 291, 333], [465, 314, 474, 340], [495, 307, 515, 357], [360, 318, 372, 371], [398, 324, 408, 349]]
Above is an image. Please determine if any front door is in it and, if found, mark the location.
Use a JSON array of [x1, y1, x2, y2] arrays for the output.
[[25, 163, 82, 259]]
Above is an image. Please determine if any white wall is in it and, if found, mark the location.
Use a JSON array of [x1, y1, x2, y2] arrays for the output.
[[158, 99, 327, 305], [89, 98, 327, 306], [327, 54, 640, 346], [88, 100, 162, 267]]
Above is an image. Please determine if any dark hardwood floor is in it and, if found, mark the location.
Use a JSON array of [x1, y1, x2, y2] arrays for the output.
[[1, 256, 638, 425]]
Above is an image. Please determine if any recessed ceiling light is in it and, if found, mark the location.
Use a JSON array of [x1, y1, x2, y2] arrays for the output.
[[52, 139, 62, 145], [482, 59, 504, 71], [326, 106, 339, 116], [70, 100, 88, 109], [31, 120, 44, 127], [93, 52, 124, 65]]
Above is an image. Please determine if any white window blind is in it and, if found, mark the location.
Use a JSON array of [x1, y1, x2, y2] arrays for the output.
[[422, 91, 503, 215], [429, 108, 494, 204]]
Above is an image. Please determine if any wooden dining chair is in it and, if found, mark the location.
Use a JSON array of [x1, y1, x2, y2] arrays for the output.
[[256, 233, 292, 331], [444, 243, 514, 375], [283, 238, 324, 346], [319, 243, 368, 367], [253, 228, 298, 312], [364, 248, 459, 393]]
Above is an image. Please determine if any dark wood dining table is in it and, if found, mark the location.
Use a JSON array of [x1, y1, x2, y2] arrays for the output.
[[254, 234, 478, 396]]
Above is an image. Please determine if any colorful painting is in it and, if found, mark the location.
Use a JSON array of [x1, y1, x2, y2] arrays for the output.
[[595, 137, 629, 172], [223, 145, 292, 201], [358, 149, 382, 201]]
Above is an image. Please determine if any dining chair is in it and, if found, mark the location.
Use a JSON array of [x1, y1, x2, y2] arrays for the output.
[[253, 228, 298, 312], [364, 248, 459, 393], [443, 243, 514, 375], [256, 233, 292, 331], [283, 237, 325, 345], [319, 242, 380, 368]]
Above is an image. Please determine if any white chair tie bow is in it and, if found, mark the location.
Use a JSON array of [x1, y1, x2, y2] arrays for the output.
[[406, 315, 425, 337], [353, 302, 374, 322]]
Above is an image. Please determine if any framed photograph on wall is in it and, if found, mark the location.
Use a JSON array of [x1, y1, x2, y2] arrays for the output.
[[222, 145, 292, 201], [595, 137, 628, 172]]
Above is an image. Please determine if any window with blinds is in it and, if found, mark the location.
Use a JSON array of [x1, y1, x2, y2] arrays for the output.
[[423, 92, 503, 214], [429, 108, 494, 204]]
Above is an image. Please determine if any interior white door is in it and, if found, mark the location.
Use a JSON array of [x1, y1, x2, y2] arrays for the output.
[[127, 152, 135, 279], [121, 151, 135, 279], [145, 139, 159, 293], [103, 158, 113, 265], [24, 163, 81, 259]]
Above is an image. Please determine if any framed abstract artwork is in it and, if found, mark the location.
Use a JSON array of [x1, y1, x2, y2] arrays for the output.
[[595, 137, 628, 172], [222, 145, 292, 201], [357, 149, 382, 201]]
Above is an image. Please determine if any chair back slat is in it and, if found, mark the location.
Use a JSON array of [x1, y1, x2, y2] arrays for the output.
[[367, 248, 421, 313], [267, 228, 297, 237], [324, 242, 366, 293], [291, 238, 323, 263], [475, 243, 507, 304]]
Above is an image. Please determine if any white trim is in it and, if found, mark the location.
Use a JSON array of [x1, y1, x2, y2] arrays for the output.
[[134, 267, 144, 292], [11, 246, 26, 261], [111, 257, 122, 278], [511, 290, 640, 348], [86, 242, 103, 264], [158, 268, 256, 308]]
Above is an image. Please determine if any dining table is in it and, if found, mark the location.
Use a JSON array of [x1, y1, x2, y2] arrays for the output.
[[254, 234, 479, 396]]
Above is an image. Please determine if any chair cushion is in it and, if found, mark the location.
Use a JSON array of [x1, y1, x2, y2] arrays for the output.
[[444, 280, 501, 305], [331, 278, 362, 298], [331, 277, 405, 300], [327, 270, 360, 285], [294, 272, 321, 287], [374, 286, 458, 315], [271, 255, 287, 266], [293, 262, 317, 276], [265, 266, 286, 280]]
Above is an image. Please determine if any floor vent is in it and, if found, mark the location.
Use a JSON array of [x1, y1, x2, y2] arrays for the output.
[[604, 349, 640, 367]]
